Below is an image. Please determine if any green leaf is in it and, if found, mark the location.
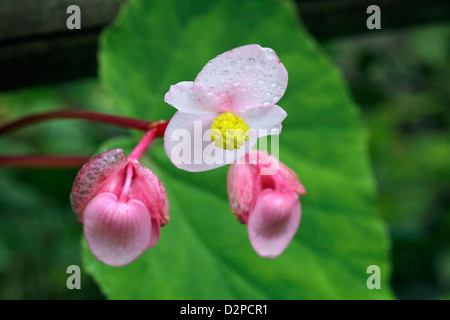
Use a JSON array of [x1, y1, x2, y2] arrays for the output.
[[84, 0, 394, 299]]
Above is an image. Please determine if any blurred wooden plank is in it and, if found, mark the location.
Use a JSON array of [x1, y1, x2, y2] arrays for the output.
[[0, 0, 127, 41], [298, 0, 450, 40], [0, 0, 449, 91], [0, 0, 127, 91]]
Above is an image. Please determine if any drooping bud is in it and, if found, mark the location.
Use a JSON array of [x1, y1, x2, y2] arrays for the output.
[[227, 150, 305, 258], [83, 192, 152, 267], [70, 149, 169, 267]]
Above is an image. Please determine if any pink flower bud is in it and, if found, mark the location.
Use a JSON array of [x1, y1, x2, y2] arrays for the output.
[[83, 193, 152, 267], [70, 149, 169, 267], [227, 150, 305, 258]]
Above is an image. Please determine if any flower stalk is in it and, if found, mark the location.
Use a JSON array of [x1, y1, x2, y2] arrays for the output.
[[0, 110, 158, 136], [0, 110, 169, 168], [0, 155, 91, 168]]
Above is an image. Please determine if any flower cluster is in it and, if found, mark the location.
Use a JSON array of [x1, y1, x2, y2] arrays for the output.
[[70, 44, 305, 266], [70, 147, 169, 267]]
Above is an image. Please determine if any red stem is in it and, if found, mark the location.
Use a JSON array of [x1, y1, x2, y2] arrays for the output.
[[0, 110, 156, 135], [0, 110, 171, 168], [0, 155, 91, 168], [151, 120, 169, 138]]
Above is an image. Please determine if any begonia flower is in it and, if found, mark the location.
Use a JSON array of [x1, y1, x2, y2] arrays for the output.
[[70, 149, 169, 267], [164, 44, 288, 172], [227, 150, 305, 258]]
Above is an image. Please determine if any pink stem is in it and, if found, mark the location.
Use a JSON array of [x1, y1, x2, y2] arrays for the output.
[[0, 155, 91, 168], [0, 110, 155, 135], [128, 128, 158, 163], [119, 164, 134, 202]]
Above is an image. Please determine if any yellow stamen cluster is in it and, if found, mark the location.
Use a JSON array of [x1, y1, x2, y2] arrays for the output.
[[210, 111, 250, 151]]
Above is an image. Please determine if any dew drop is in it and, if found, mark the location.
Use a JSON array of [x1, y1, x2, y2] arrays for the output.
[[247, 57, 255, 63]]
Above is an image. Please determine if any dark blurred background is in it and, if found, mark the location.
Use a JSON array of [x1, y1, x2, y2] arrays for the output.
[[0, 0, 448, 299], [325, 24, 449, 299]]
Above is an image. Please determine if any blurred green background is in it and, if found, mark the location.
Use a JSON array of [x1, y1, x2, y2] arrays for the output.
[[0, 1, 448, 299]]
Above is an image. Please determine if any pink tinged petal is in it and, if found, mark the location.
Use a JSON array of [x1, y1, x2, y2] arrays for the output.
[[83, 193, 152, 267], [148, 218, 161, 249], [244, 149, 281, 177], [245, 150, 306, 194], [247, 190, 301, 258], [164, 82, 221, 115], [276, 162, 306, 195], [164, 111, 257, 172], [195, 44, 288, 111], [159, 183, 170, 225], [238, 105, 287, 138], [70, 149, 128, 220], [227, 162, 259, 224], [129, 163, 170, 226]]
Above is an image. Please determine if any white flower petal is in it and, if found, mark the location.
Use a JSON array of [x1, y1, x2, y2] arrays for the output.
[[195, 44, 288, 111], [164, 81, 220, 115], [239, 105, 287, 138], [164, 111, 257, 172]]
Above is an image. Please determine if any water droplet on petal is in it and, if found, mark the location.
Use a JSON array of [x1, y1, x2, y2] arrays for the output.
[[247, 57, 255, 63]]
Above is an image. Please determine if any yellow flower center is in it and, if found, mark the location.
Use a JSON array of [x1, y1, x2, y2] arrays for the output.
[[210, 111, 250, 151]]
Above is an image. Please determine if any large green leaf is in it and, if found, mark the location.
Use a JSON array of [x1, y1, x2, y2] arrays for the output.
[[84, 0, 394, 299]]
